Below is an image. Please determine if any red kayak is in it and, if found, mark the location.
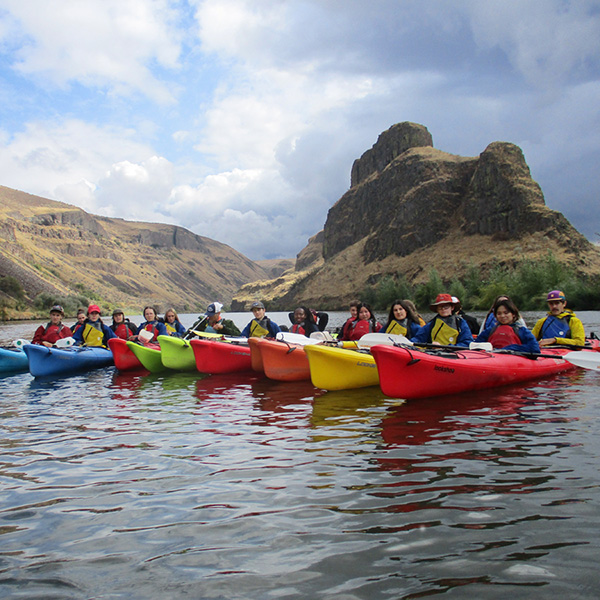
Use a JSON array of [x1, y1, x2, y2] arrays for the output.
[[249, 338, 311, 382], [108, 338, 150, 371], [371, 345, 579, 399], [190, 338, 252, 374]]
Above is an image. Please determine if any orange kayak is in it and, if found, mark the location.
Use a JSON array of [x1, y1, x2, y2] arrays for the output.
[[249, 338, 311, 382], [189, 338, 252, 373]]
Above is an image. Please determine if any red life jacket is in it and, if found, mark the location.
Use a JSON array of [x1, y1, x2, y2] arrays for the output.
[[144, 323, 160, 341], [113, 322, 131, 340], [348, 319, 377, 341], [488, 324, 522, 349], [291, 323, 306, 336]]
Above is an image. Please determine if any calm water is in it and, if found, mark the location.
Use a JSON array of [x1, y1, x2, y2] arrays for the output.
[[1, 312, 599, 599]]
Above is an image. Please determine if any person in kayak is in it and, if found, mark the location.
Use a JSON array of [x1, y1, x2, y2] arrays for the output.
[[290, 307, 319, 337], [379, 299, 422, 338], [241, 301, 281, 338], [195, 302, 242, 336], [132, 306, 168, 343], [110, 308, 137, 340], [72, 304, 116, 347], [345, 303, 381, 341], [475, 298, 539, 353], [164, 308, 186, 337], [532, 290, 585, 347], [411, 293, 474, 347], [339, 300, 361, 341], [479, 295, 527, 333], [32, 305, 73, 347], [70, 309, 87, 334], [451, 296, 480, 335]]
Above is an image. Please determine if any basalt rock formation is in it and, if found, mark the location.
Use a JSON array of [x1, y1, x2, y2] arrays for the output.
[[232, 122, 600, 310], [0, 186, 268, 318]]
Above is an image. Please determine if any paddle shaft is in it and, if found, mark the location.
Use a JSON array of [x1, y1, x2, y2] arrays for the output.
[[184, 315, 208, 340], [412, 342, 571, 361]]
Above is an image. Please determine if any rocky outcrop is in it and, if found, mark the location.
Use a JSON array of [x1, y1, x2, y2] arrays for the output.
[[233, 122, 600, 310]]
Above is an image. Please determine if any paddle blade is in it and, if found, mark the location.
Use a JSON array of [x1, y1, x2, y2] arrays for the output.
[[276, 332, 319, 346], [357, 333, 412, 348], [563, 351, 600, 371]]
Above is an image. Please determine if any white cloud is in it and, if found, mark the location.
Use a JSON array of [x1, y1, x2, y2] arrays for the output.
[[0, 0, 183, 103]]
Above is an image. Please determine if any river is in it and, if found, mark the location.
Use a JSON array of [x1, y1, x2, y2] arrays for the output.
[[1, 311, 599, 599]]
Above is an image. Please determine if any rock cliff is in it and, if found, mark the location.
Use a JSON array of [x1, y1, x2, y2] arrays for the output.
[[0, 186, 268, 317], [232, 122, 600, 309]]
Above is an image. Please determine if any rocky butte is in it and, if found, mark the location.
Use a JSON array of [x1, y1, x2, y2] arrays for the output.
[[232, 122, 600, 309]]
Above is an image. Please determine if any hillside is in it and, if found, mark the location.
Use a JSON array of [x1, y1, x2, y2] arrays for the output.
[[0, 186, 269, 318], [232, 122, 600, 310]]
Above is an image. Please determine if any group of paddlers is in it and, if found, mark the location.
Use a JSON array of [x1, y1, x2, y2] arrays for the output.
[[31, 289, 586, 354]]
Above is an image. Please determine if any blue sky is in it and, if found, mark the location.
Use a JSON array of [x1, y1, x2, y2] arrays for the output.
[[1, 0, 599, 260]]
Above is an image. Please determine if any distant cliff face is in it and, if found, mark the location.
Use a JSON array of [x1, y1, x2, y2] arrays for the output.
[[0, 186, 268, 317], [232, 122, 600, 310]]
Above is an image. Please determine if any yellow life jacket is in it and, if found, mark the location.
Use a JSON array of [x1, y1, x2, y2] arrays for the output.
[[165, 323, 177, 335], [431, 317, 459, 345], [82, 322, 105, 347], [385, 320, 408, 336], [249, 319, 270, 338]]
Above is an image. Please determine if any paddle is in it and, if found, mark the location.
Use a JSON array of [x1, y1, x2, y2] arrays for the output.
[[562, 351, 600, 371], [357, 333, 412, 348], [276, 331, 320, 346], [184, 315, 208, 340]]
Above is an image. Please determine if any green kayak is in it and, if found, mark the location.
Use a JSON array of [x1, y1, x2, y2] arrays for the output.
[[126, 341, 168, 373], [157, 335, 197, 371]]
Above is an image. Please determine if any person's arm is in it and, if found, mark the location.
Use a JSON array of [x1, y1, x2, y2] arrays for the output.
[[411, 322, 432, 344], [501, 327, 540, 353], [531, 317, 544, 341], [240, 321, 252, 338], [474, 327, 491, 343], [456, 320, 474, 347]]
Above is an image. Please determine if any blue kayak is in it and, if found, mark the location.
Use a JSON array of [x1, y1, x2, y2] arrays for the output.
[[0, 346, 29, 374], [24, 344, 114, 378]]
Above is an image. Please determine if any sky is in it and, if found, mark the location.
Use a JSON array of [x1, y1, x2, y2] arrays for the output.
[[0, 1, 599, 260]]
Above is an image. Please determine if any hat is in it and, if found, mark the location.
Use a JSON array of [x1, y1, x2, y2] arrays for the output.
[[451, 296, 460, 304], [112, 308, 124, 316], [250, 301, 265, 310], [204, 302, 223, 317], [50, 304, 64, 314], [547, 290, 566, 301], [430, 293, 454, 309], [87, 304, 101, 315]]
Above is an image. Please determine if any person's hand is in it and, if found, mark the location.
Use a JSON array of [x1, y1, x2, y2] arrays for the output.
[[540, 338, 556, 346], [43, 341, 52, 347]]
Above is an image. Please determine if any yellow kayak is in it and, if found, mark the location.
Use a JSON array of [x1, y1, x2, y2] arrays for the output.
[[304, 344, 379, 391]]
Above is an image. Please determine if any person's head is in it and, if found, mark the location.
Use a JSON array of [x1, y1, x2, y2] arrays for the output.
[[546, 290, 567, 316], [388, 300, 407, 323], [402, 299, 421, 320], [357, 303, 374, 321], [430, 293, 455, 317], [87, 304, 101, 322], [49, 304, 64, 324], [494, 298, 520, 325], [112, 308, 124, 323], [489, 295, 509, 312], [164, 308, 178, 322], [76, 309, 86, 324], [143, 306, 158, 321], [293, 307, 306, 323], [250, 301, 266, 320], [204, 302, 223, 324], [349, 300, 360, 319]]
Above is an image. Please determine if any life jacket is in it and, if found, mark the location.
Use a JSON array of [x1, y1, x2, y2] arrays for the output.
[[82, 322, 106, 347], [348, 319, 378, 341], [539, 313, 572, 340], [143, 322, 160, 342], [384, 319, 408, 336], [291, 323, 306, 336], [430, 315, 461, 345], [488, 324, 522, 349], [165, 322, 178, 335], [112, 322, 131, 340], [249, 318, 271, 338], [41, 322, 69, 344]]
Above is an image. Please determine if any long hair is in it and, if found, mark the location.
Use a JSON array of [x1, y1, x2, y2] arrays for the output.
[[143, 306, 158, 321], [493, 298, 520, 323], [387, 299, 420, 325]]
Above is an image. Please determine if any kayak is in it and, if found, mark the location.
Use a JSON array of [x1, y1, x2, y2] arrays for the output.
[[248, 338, 265, 373], [250, 338, 311, 382], [0, 346, 29, 374], [371, 345, 578, 399], [190, 338, 252, 374], [157, 335, 197, 371], [126, 341, 166, 373], [304, 344, 379, 390], [108, 338, 144, 371], [24, 344, 114, 378]]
